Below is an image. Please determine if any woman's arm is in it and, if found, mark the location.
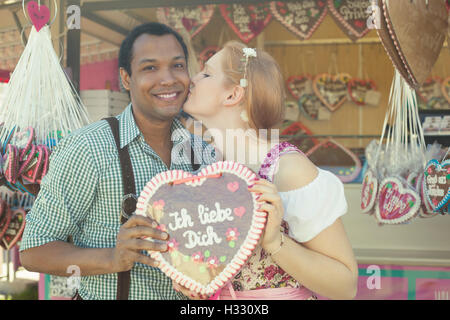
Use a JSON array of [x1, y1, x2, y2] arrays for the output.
[[251, 153, 358, 300]]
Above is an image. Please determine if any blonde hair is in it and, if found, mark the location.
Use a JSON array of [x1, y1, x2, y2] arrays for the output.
[[221, 41, 285, 132]]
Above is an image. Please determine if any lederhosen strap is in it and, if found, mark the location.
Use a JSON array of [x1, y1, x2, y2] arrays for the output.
[[104, 116, 201, 300], [104, 117, 135, 300]]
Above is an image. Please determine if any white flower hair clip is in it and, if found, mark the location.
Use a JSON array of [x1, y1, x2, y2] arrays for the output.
[[240, 47, 257, 88]]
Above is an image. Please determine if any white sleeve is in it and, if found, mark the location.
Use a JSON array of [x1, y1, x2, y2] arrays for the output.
[[279, 168, 348, 243]]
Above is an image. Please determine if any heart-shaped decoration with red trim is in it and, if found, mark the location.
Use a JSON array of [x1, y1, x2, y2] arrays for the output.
[[423, 159, 450, 213], [306, 139, 361, 183], [280, 121, 319, 153], [0, 200, 11, 242], [1, 208, 26, 250], [442, 77, 450, 104], [416, 77, 443, 103], [361, 169, 378, 214], [220, 3, 272, 43], [135, 161, 263, 297], [348, 78, 377, 106], [377, 0, 447, 88], [298, 94, 328, 120], [27, 1, 50, 32], [375, 177, 420, 225], [270, 1, 327, 40], [327, 0, 371, 41], [156, 5, 215, 38], [418, 173, 439, 218], [3, 144, 19, 184], [286, 75, 314, 100], [313, 73, 352, 112]]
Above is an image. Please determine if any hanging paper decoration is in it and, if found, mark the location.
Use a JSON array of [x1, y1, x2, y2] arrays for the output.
[[280, 121, 318, 153], [156, 5, 215, 39], [348, 78, 378, 106], [286, 74, 314, 100], [313, 73, 352, 112], [327, 0, 371, 41], [306, 139, 362, 183], [270, 1, 327, 40], [219, 3, 272, 43], [0, 22, 90, 196], [376, 0, 447, 88], [416, 77, 443, 104], [363, 70, 428, 225], [198, 46, 221, 70], [442, 77, 450, 104]]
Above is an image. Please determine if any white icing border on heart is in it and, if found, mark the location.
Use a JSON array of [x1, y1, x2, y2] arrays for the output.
[[423, 159, 450, 213], [375, 177, 420, 225], [135, 161, 264, 297], [361, 169, 378, 214]]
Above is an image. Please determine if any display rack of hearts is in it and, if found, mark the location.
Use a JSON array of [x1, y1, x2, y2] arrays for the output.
[[136, 161, 264, 297]]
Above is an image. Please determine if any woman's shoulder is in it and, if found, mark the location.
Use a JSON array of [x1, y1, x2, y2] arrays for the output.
[[273, 152, 319, 192]]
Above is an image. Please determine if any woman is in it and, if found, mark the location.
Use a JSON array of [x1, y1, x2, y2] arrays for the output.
[[175, 41, 358, 300]]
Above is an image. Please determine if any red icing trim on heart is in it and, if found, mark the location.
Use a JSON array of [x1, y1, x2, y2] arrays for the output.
[[270, 1, 328, 40], [327, 0, 370, 41], [18, 144, 36, 176], [348, 78, 377, 106], [313, 73, 351, 112], [1, 208, 26, 250], [135, 161, 261, 297], [3, 145, 19, 184], [375, 177, 420, 225], [286, 74, 314, 100]]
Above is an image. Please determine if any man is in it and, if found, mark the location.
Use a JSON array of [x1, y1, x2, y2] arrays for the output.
[[19, 22, 212, 300]]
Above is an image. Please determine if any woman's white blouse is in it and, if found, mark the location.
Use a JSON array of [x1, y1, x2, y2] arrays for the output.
[[279, 168, 348, 243]]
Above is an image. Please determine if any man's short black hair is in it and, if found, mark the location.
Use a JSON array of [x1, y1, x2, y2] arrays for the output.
[[118, 22, 189, 76]]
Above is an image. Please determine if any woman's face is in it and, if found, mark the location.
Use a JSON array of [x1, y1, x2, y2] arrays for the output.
[[183, 49, 232, 121]]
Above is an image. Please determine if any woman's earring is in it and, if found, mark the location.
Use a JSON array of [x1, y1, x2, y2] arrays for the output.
[[240, 110, 249, 123]]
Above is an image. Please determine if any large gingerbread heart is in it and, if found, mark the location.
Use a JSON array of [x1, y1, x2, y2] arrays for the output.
[[135, 162, 263, 297], [375, 177, 421, 225], [348, 78, 377, 106], [156, 5, 215, 38], [1, 208, 26, 250], [220, 3, 272, 43], [423, 159, 450, 212], [327, 0, 371, 41], [298, 94, 328, 120], [419, 173, 439, 218], [361, 169, 378, 214], [379, 0, 447, 88], [313, 73, 352, 112], [286, 75, 314, 100], [442, 77, 450, 104], [270, 1, 328, 40], [306, 139, 362, 183]]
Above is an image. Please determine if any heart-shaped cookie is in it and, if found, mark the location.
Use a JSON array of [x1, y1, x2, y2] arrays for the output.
[[286, 75, 314, 100], [280, 121, 319, 153], [416, 77, 443, 103], [379, 0, 447, 88], [361, 169, 378, 214], [3, 144, 19, 184], [298, 94, 328, 120], [135, 161, 264, 296], [442, 77, 450, 104], [348, 78, 378, 106], [156, 5, 215, 38], [306, 139, 362, 183], [270, 1, 328, 40], [0, 200, 11, 242], [27, 1, 50, 32], [220, 3, 272, 43], [418, 173, 439, 218], [423, 159, 450, 212], [1, 208, 26, 250], [328, 0, 371, 41], [375, 177, 421, 225], [313, 73, 352, 112], [21, 145, 45, 184], [13, 127, 35, 162]]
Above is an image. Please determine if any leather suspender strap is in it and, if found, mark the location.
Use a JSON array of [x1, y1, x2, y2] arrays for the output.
[[104, 117, 135, 300]]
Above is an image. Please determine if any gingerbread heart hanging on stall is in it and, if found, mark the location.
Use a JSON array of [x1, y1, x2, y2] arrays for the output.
[[298, 94, 329, 120], [377, 0, 447, 88], [423, 159, 450, 213], [328, 0, 371, 41], [416, 77, 443, 103], [286, 75, 314, 100], [361, 169, 378, 214], [270, 1, 328, 40], [442, 77, 450, 104], [220, 3, 272, 43], [156, 5, 215, 38], [306, 139, 362, 183], [136, 161, 264, 297], [280, 121, 319, 153], [0, 200, 11, 242], [313, 73, 352, 112], [348, 78, 377, 106], [1, 208, 26, 250], [375, 177, 421, 225]]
